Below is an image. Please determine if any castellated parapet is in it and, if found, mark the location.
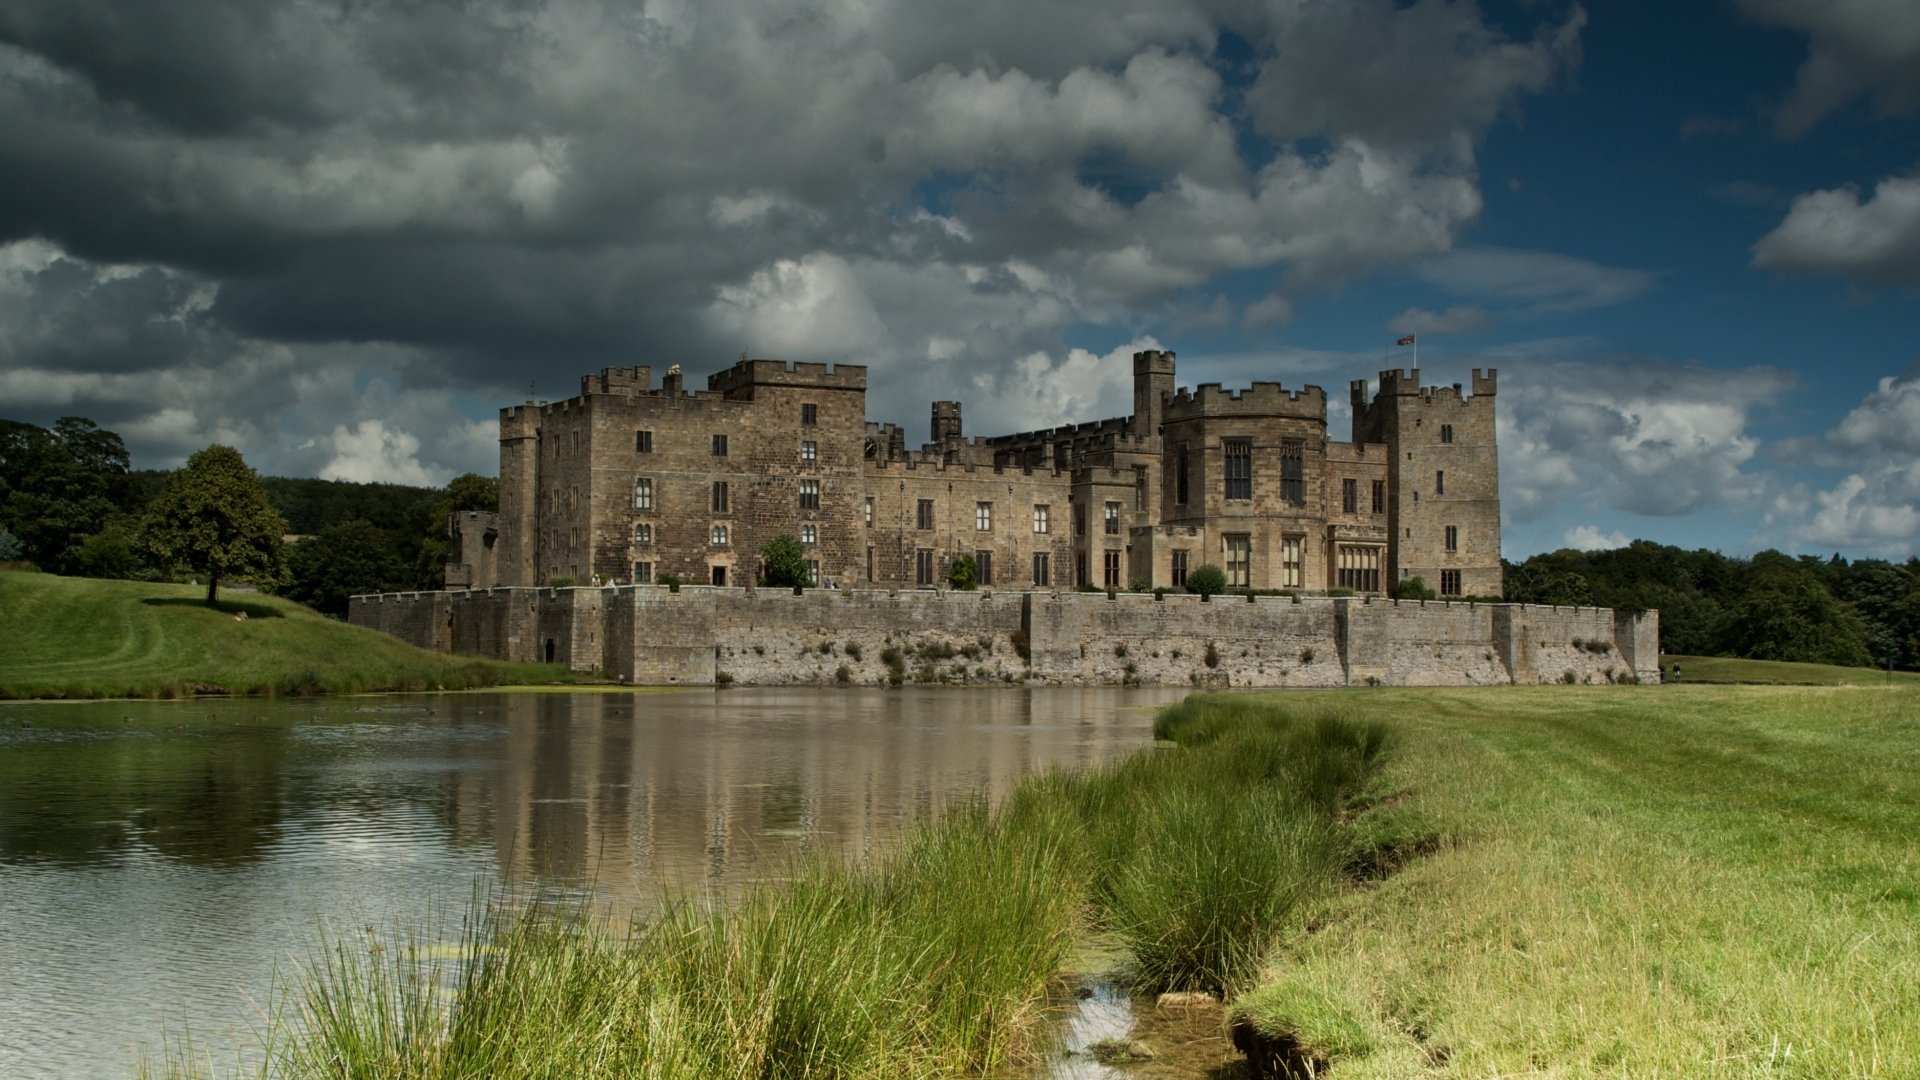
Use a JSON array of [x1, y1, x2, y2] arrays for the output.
[[476, 344, 1501, 600]]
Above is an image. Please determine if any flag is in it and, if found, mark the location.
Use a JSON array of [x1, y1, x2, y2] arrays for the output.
[[1396, 334, 1416, 347]]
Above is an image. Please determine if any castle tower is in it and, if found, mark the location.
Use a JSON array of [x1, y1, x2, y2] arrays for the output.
[[1131, 349, 1176, 436], [496, 402, 542, 587], [931, 400, 963, 445], [1354, 369, 1501, 597]]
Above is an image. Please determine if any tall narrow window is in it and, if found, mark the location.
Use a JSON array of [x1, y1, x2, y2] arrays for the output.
[[633, 478, 653, 510], [711, 524, 729, 546], [800, 440, 817, 462], [1225, 534, 1252, 587], [634, 562, 653, 584], [915, 549, 935, 586], [865, 546, 874, 581], [1224, 439, 1253, 500], [1103, 551, 1122, 588], [1445, 524, 1458, 552], [801, 403, 818, 426], [916, 499, 934, 529], [1372, 480, 1384, 514], [1032, 552, 1050, 586], [864, 497, 874, 527], [976, 551, 993, 586], [634, 523, 652, 545], [1171, 551, 1189, 588], [801, 523, 817, 545], [635, 430, 652, 453], [1134, 466, 1147, 510], [1435, 470, 1445, 496], [1280, 441, 1304, 505], [799, 479, 820, 511], [1104, 501, 1120, 534], [1074, 503, 1086, 536], [1033, 504, 1050, 533], [1342, 478, 1357, 513], [976, 502, 992, 531], [1441, 423, 1454, 444], [711, 481, 729, 514], [1281, 536, 1303, 588], [1441, 569, 1462, 596], [1176, 442, 1190, 504], [711, 433, 728, 457]]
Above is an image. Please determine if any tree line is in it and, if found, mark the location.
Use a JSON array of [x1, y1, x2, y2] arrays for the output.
[[1, 416, 494, 613]]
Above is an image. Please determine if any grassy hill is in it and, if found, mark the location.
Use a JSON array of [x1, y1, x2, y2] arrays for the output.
[[0, 570, 576, 699], [1663, 653, 1918, 685]]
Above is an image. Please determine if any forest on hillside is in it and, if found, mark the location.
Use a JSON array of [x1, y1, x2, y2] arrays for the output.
[[4, 414, 1916, 668]]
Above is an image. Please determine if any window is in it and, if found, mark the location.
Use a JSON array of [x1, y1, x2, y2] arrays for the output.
[[1171, 551, 1188, 588], [1134, 466, 1147, 511], [1225, 534, 1251, 587], [1076, 553, 1088, 587], [1337, 546, 1381, 593], [865, 546, 874, 581], [915, 548, 935, 586], [1281, 441, 1304, 505], [1441, 569, 1462, 596], [1074, 503, 1086, 536], [711, 482, 729, 514], [801, 523, 817, 545], [634, 523, 652, 545], [1176, 442, 1190, 504], [1032, 552, 1050, 586], [634, 562, 653, 584], [1282, 536, 1303, 588], [917, 499, 935, 530], [807, 559, 820, 586], [711, 433, 728, 457], [1372, 480, 1384, 514], [801, 403, 818, 426], [864, 497, 874, 527], [976, 551, 993, 586], [1104, 501, 1120, 534], [976, 502, 992, 531], [1445, 525, 1458, 552], [801, 440, 817, 463], [1103, 550, 1122, 588], [1441, 423, 1454, 444], [635, 430, 652, 453], [800, 479, 820, 511], [711, 524, 729, 546], [1435, 470, 1445, 496], [1224, 439, 1253, 500], [1033, 505, 1050, 533], [1342, 478, 1357, 513], [633, 477, 653, 510]]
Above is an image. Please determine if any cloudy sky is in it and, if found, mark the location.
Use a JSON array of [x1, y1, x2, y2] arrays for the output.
[[2, 0, 1916, 560]]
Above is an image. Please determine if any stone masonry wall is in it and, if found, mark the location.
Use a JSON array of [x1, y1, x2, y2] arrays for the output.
[[353, 587, 1661, 687]]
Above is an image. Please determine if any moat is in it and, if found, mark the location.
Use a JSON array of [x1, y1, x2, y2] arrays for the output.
[[0, 687, 1187, 1078]]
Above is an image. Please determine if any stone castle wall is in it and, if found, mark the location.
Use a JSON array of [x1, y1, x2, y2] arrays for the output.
[[352, 587, 1660, 688]]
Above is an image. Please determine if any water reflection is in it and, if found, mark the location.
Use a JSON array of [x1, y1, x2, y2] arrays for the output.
[[0, 687, 1183, 1078]]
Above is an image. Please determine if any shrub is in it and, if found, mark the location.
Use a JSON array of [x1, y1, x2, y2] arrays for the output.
[[1186, 564, 1226, 599], [1010, 629, 1031, 662], [834, 664, 851, 684], [1130, 578, 1153, 593], [818, 641, 835, 655], [1114, 643, 1129, 658], [759, 534, 808, 589], [947, 553, 978, 591], [1299, 647, 1315, 665], [1204, 642, 1220, 668], [715, 671, 735, 687], [1395, 576, 1436, 601], [547, 575, 576, 588], [843, 643, 862, 662]]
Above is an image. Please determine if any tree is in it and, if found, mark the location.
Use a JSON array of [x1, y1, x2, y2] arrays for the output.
[[138, 445, 287, 607], [947, 553, 977, 591], [1396, 576, 1436, 601], [759, 533, 808, 589], [1186, 563, 1226, 599], [282, 519, 412, 616], [0, 528, 21, 561], [445, 473, 500, 512]]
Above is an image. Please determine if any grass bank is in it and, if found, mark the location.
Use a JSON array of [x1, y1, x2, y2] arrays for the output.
[[1231, 683, 1920, 1077], [152, 697, 1390, 1079], [0, 569, 577, 698], [1662, 652, 1917, 685]]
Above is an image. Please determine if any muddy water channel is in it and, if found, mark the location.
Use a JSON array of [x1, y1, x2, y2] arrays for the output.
[[0, 687, 1245, 1078]]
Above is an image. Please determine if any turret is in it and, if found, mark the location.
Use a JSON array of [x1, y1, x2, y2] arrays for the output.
[[931, 400, 963, 444], [1131, 349, 1176, 436]]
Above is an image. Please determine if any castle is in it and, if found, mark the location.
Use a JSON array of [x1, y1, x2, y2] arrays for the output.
[[451, 349, 1503, 598]]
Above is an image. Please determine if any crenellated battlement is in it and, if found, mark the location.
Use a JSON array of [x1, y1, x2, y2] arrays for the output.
[[707, 357, 868, 395], [583, 366, 652, 395], [1164, 381, 1328, 420]]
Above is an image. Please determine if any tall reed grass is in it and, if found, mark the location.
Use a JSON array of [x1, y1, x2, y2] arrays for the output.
[[156, 693, 1385, 1079]]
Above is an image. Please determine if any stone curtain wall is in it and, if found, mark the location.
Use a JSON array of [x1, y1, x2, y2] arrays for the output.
[[353, 588, 1661, 686]]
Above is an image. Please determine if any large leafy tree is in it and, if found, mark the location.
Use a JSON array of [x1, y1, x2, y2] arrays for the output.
[[759, 533, 808, 589], [0, 417, 136, 574], [139, 445, 287, 607], [283, 519, 412, 616]]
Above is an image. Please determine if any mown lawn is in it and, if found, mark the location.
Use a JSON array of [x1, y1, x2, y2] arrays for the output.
[[0, 570, 575, 698], [1663, 652, 1916, 686], [1233, 683, 1920, 1077]]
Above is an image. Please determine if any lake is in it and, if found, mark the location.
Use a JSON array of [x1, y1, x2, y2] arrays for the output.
[[0, 687, 1187, 1078]]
